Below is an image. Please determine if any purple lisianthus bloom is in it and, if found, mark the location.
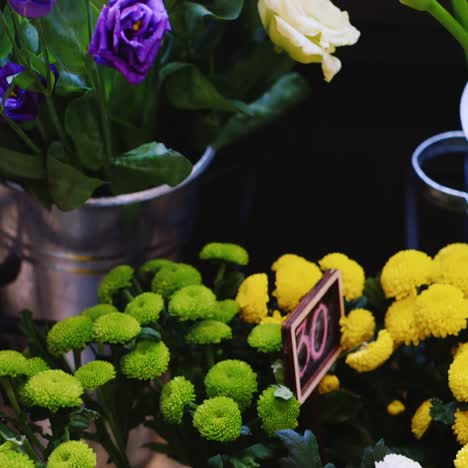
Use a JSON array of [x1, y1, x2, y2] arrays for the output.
[[0, 62, 58, 122], [8, 0, 56, 18], [88, 0, 171, 85]]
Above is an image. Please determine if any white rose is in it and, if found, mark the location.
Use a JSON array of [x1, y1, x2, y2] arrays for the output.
[[258, 0, 360, 82], [375, 454, 423, 468]]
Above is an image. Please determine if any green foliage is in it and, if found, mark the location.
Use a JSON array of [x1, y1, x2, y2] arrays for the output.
[[276, 430, 323, 468], [430, 399, 457, 425]]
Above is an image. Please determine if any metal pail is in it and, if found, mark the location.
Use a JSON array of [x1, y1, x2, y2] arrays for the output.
[[0, 147, 215, 321]]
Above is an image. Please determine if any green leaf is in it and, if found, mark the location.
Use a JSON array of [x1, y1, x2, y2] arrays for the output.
[[208, 455, 224, 467], [364, 277, 388, 313], [274, 385, 294, 401], [0, 146, 44, 179], [55, 69, 91, 95], [41, 0, 97, 73], [0, 9, 14, 58], [217, 271, 245, 300], [277, 430, 322, 468], [242, 443, 275, 460], [164, 63, 249, 114], [109, 142, 192, 195], [47, 144, 105, 210], [138, 327, 161, 342], [319, 390, 363, 425], [430, 399, 457, 425], [214, 73, 310, 149], [64, 94, 106, 170], [16, 16, 39, 54], [11, 70, 43, 92], [360, 440, 391, 468]]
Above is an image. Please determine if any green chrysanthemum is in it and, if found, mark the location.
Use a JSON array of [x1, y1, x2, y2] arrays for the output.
[[212, 300, 240, 324], [81, 304, 119, 322], [0, 350, 28, 378], [47, 441, 96, 468], [185, 320, 232, 345], [193, 397, 242, 442], [160, 376, 196, 424], [23, 370, 83, 412], [0, 450, 35, 468], [151, 263, 202, 298], [98, 265, 134, 304], [47, 316, 94, 356], [257, 386, 300, 436], [121, 340, 170, 380], [24, 357, 49, 377], [139, 259, 176, 283], [199, 242, 249, 266], [169, 285, 217, 321], [248, 323, 282, 353], [93, 313, 141, 344], [124, 292, 164, 325], [74, 361, 116, 391], [204, 360, 257, 411]]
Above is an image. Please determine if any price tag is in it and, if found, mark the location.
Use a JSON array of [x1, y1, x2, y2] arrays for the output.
[[282, 269, 344, 403]]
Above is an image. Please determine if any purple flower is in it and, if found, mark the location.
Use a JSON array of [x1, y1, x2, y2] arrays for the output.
[[0, 62, 57, 122], [8, 0, 56, 18], [88, 0, 171, 85]]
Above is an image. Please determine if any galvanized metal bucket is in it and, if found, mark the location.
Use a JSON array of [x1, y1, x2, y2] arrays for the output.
[[0, 147, 215, 321]]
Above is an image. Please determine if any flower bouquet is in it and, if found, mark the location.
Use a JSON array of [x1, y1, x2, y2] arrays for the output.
[[0, 241, 465, 467], [0, 0, 360, 210]]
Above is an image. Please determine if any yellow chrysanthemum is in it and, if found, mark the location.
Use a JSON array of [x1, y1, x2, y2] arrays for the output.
[[385, 296, 426, 346], [261, 310, 287, 325], [387, 400, 405, 416], [380, 250, 434, 300], [411, 400, 432, 439], [318, 375, 340, 394], [455, 444, 468, 468], [454, 410, 468, 445], [433, 243, 468, 297], [449, 351, 468, 402], [454, 343, 468, 359], [345, 330, 393, 373], [415, 284, 468, 338], [319, 253, 365, 301], [272, 255, 322, 311], [236, 274, 269, 324], [340, 308, 375, 350]]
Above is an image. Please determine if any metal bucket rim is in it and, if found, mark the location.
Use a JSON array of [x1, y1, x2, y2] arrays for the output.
[[5, 146, 216, 208], [411, 130, 468, 207]]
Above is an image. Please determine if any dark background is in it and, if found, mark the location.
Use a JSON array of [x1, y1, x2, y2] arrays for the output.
[[190, 0, 467, 275]]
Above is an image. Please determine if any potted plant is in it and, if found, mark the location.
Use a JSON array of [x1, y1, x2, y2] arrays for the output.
[[0, 0, 360, 320]]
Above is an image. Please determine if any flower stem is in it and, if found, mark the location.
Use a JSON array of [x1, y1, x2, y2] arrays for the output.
[[0, 112, 41, 154], [206, 344, 216, 368], [0, 378, 43, 461], [213, 262, 226, 297], [36, 20, 51, 89], [427, 0, 468, 55]]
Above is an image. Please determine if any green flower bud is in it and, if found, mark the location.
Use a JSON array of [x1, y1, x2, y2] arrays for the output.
[[257, 386, 300, 436], [139, 259, 176, 283], [81, 304, 119, 322], [200, 242, 249, 266], [152, 263, 202, 299], [204, 360, 257, 411], [98, 265, 134, 304], [93, 313, 141, 344], [193, 397, 242, 442], [24, 357, 49, 377], [23, 370, 83, 412], [121, 340, 170, 380], [124, 292, 164, 325], [212, 299, 240, 324], [248, 323, 282, 353], [0, 350, 28, 378], [169, 285, 216, 321], [47, 316, 94, 356], [47, 441, 96, 468], [185, 320, 232, 345], [0, 450, 35, 468], [74, 361, 116, 391], [160, 376, 196, 424]]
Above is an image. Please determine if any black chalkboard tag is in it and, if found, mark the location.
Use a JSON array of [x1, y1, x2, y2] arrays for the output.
[[282, 269, 344, 404]]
